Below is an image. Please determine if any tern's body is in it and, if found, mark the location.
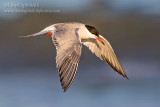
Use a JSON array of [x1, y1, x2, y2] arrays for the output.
[[23, 22, 128, 92]]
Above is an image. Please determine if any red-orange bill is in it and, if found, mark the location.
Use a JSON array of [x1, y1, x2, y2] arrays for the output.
[[95, 37, 104, 45]]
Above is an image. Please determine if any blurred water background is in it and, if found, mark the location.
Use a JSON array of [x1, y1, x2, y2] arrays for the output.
[[0, 0, 160, 107]]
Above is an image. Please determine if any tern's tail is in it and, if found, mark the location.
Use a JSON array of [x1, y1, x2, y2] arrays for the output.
[[19, 30, 50, 38], [19, 24, 56, 38]]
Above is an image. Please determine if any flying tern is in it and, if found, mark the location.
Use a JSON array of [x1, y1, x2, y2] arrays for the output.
[[22, 22, 128, 92]]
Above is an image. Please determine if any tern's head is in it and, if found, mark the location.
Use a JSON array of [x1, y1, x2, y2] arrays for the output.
[[85, 25, 104, 45], [85, 25, 99, 37]]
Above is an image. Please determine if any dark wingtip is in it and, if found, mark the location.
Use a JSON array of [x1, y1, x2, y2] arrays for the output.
[[63, 88, 68, 92], [123, 74, 129, 80]]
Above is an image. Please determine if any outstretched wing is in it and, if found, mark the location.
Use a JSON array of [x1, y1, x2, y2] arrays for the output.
[[52, 29, 82, 92], [82, 35, 128, 79]]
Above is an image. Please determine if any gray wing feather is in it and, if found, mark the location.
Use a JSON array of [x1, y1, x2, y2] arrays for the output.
[[52, 29, 82, 92], [82, 35, 128, 79]]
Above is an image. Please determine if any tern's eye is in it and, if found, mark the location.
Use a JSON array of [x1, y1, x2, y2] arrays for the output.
[[85, 25, 99, 37]]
